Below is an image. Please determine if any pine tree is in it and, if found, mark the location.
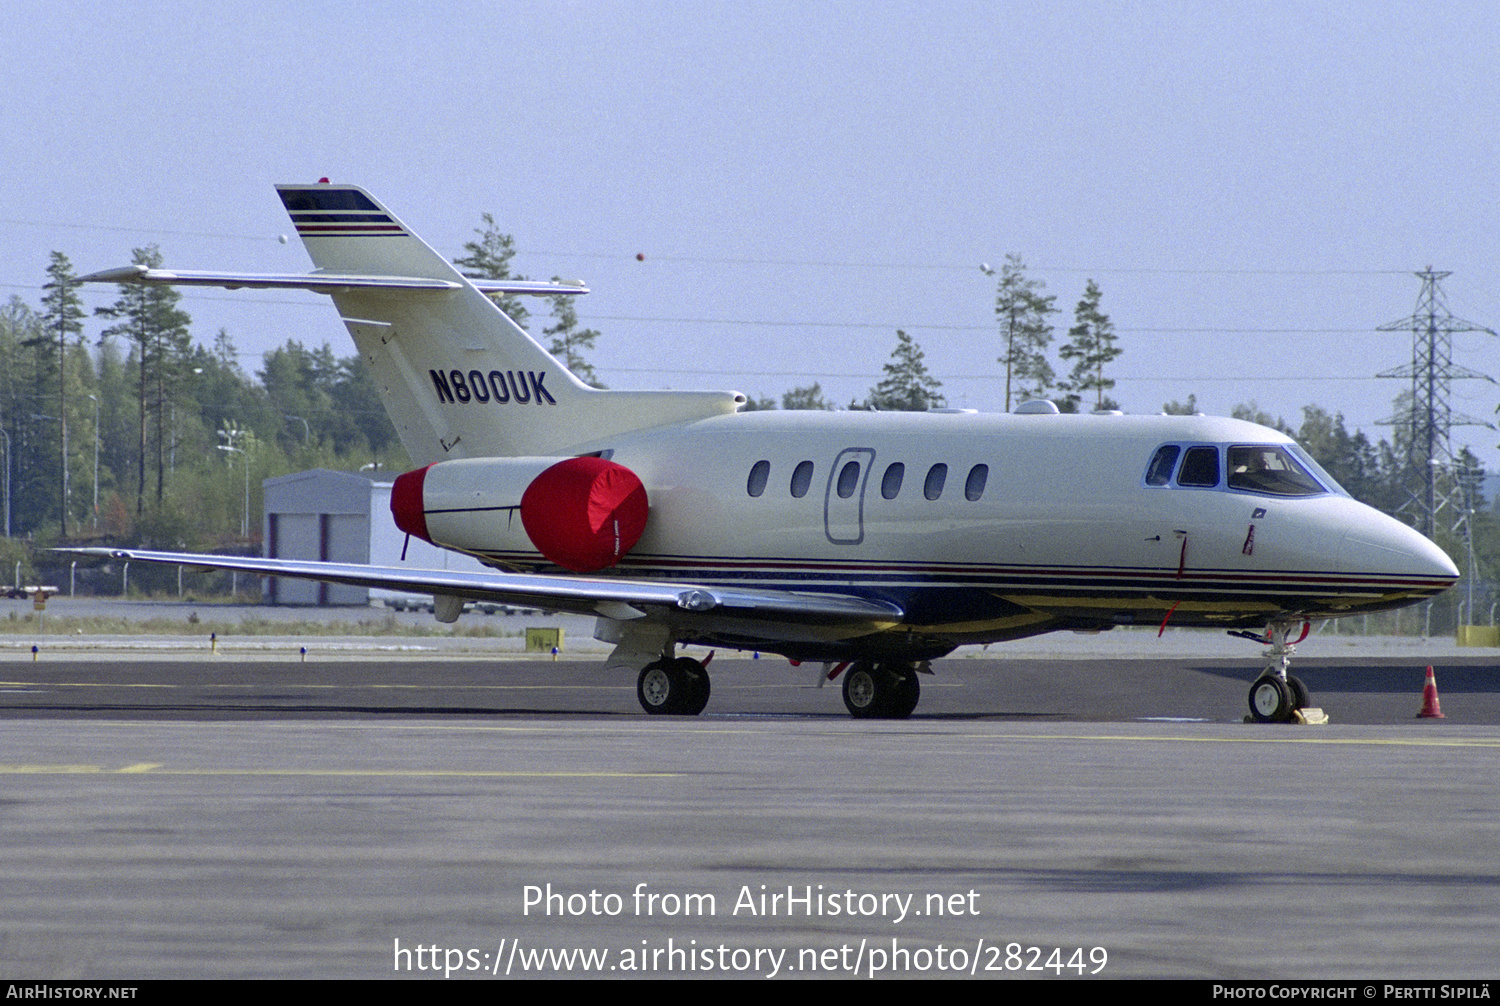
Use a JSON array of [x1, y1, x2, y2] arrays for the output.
[[453, 212, 529, 331], [0, 297, 42, 536], [96, 246, 192, 514], [994, 254, 1057, 410], [782, 383, 833, 410], [867, 331, 945, 411], [1231, 401, 1294, 437], [1057, 279, 1121, 413], [331, 353, 398, 458], [542, 282, 604, 388], [1161, 394, 1198, 415], [1297, 406, 1380, 504], [32, 253, 86, 535]]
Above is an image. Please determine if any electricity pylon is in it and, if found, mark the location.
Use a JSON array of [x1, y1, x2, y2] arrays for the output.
[[1377, 268, 1495, 541]]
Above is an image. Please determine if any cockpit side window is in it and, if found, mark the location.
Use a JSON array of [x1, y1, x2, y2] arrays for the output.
[[1145, 445, 1180, 486], [1227, 445, 1325, 496], [1177, 446, 1220, 487]]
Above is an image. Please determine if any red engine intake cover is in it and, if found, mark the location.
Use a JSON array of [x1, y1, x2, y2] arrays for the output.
[[521, 457, 649, 573]]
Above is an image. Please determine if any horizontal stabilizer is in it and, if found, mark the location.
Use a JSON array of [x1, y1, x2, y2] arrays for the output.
[[78, 182, 740, 465]]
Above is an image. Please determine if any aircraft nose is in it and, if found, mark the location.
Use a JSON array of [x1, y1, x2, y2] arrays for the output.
[[1339, 513, 1459, 583]]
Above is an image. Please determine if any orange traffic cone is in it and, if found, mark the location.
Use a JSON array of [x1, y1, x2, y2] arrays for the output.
[[1417, 666, 1445, 719]]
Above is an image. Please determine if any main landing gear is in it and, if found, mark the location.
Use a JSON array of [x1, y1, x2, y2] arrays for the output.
[[1231, 621, 1314, 724], [840, 661, 922, 719], [630, 651, 927, 719], [636, 654, 712, 715]]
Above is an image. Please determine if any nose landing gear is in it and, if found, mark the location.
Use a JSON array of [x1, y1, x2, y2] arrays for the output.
[[1232, 621, 1322, 724]]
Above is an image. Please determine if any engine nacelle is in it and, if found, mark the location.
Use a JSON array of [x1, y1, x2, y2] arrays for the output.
[[391, 455, 649, 573]]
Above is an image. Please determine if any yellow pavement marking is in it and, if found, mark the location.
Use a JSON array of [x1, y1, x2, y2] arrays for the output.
[[0, 763, 674, 777], [335, 720, 1500, 748], [979, 731, 1500, 749], [0, 679, 624, 691]]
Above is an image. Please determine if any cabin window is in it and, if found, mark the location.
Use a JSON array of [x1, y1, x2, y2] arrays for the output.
[[747, 460, 770, 497], [1145, 445, 1180, 486], [836, 460, 861, 498], [924, 463, 948, 500], [965, 464, 988, 501], [790, 460, 815, 498], [1227, 446, 1325, 496], [881, 462, 905, 499], [1177, 446, 1220, 487]]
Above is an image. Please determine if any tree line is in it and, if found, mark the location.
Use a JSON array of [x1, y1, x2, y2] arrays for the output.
[[741, 253, 1120, 415], [2, 260, 402, 555]]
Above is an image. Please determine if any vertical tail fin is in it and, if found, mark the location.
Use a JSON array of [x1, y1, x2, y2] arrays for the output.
[[277, 183, 590, 464], [79, 183, 744, 467], [275, 183, 741, 465]]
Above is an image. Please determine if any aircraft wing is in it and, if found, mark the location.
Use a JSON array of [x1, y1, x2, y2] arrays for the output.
[[76, 266, 586, 298], [59, 548, 904, 629]]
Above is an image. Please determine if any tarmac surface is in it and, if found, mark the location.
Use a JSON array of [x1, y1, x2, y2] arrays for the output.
[[1, 605, 1496, 979]]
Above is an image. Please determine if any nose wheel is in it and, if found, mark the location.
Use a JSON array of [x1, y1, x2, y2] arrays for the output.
[[841, 661, 921, 719], [1247, 673, 1311, 723], [1234, 621, 1315, 723], [637, 656, 711, 715]]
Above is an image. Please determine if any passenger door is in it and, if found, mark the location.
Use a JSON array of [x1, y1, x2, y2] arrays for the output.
[[824, 448, 875, 544]]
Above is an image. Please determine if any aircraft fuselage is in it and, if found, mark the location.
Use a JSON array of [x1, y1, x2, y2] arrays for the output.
[[418, 408, 1456, 661]]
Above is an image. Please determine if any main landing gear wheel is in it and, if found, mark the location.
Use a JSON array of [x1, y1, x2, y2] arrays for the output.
[[842, 661, 920, 720], [637, 657, 711, 716]]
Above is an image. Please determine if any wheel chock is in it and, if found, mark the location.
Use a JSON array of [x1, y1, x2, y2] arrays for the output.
[[1241, 707, 1330, 725]]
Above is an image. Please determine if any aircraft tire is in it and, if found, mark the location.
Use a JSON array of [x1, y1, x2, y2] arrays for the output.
[[887, 665, 920, 718], [1248, 675, 1292, 723], [672, 657, 711, 715], [842, 662, 919, 719], [843, 662, 884, 718], [637, 658, 709, 716], [1286, 674, 1310, 711]]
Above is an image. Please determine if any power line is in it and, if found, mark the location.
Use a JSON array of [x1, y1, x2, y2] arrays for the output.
[[601, 365, 1385, 383], [0, 217, 272, 242], [1, 214, 1420, 275], [587, 314, 1387, 334], [523, 249, 1411, 276], [2, 281, 1411, 338]]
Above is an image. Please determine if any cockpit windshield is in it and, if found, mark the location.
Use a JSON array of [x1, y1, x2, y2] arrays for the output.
[[1225, 446, 1326, 496], [1145, 443, 1336, 497]]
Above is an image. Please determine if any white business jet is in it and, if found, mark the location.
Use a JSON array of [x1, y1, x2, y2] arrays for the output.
[[72, 183, 1458, 722]]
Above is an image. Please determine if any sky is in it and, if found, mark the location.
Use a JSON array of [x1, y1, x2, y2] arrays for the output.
[[5, 0, 1499, 467]]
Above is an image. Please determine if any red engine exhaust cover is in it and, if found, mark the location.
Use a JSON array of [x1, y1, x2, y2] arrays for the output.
[[390, 464, 432, 542]]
